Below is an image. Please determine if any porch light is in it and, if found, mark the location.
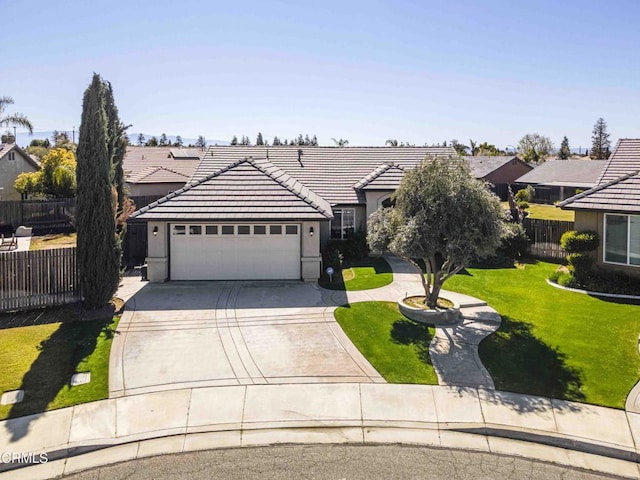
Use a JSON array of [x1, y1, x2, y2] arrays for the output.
[[153, 226, 159, 236], [309, 226, 314, 236]]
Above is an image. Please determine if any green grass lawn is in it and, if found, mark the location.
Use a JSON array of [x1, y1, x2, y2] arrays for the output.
[[501, 202, 574, 221], [334, 301, 438, 384], [445, 261, 640, 408], [0, 314, 119, 420], [319, 257, 393, 291]]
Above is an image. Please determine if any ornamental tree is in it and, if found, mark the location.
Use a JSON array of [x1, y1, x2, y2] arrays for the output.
[[368, 156, 504, 308], [76, 73, 122, 309]]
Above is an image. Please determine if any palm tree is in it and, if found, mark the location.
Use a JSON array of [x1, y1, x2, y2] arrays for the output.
[[0, 96, 33, 136], [331, 138, 349, 147], [385, 139, 399, 147]]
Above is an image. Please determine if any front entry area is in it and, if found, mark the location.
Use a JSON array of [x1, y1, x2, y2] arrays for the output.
[[169, 223, 301, 280]]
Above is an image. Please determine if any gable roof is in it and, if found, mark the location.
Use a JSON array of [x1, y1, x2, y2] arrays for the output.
[[123, 146, 202, 184], [192, 146, 456, 204], [127, 166, 191, 184], [559, 139, 640, 213], [353, 163, 405, 190], [516, 160, 605, 188], [131, 156, 333, 221], [465, 156, 528, 179], [0, 144, 40, 169]]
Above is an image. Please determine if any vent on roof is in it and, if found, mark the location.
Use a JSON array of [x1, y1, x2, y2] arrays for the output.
[[297, 149, 303, 167]]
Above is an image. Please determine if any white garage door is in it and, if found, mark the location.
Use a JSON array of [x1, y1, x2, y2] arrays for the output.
[[170, 223, 301, 280]]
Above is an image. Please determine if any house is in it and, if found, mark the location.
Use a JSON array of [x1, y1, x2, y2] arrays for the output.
[[123, 146, 203, 198], [131, 145, 462, 282], [559, 139, 640, 276], [516, 160, 605, 204], [465, 155, 533, 200], [0, 144, 39, 201]]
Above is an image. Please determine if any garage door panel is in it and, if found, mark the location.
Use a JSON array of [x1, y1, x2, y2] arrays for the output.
[[170, 224, 300, 280]]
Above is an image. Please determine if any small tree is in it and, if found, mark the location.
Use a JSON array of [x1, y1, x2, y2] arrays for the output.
[[146, 136, 158, 147], [368, 156, 504, 308], [559, 136, 571, 159], [137, 133, 145, 146], [174, 135, 183, 147], [256, 132, 264, 145], [159, 133, 168, 146], [591, 117, 611, 159]]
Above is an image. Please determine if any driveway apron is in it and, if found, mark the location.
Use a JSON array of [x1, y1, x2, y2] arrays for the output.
[[110, 280, 384, 397]]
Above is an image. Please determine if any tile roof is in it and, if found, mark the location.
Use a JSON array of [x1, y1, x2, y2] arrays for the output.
[[516, 159, 605, 187], [123, 146, 202, 184], [131, 156, 333, 221], [465, 156, 527, 178], [597, 138, 640, 184], [559, 139, 640, 213], [126, 166, 191, 184], [353, 163, 405, 190], [192, 146, 456, 204]]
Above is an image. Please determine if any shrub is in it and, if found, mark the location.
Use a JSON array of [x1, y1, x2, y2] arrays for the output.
[[517, 201, 529, 210], [515, 185, 535, 203], [499, 222, 530, 259], [558, 272, 579, 288], [566, 253, 594, 282], [322, 243, 344, 269], [560, 230, 600, 253]]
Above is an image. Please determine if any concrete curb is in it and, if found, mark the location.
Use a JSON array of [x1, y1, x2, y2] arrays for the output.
[[1, 384, 640, 479]]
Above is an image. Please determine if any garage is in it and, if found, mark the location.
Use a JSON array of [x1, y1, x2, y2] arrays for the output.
[[170, 223, 301, 280]]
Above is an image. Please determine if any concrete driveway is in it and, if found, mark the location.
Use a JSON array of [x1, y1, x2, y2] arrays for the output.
[[110, 281, 384, 397]]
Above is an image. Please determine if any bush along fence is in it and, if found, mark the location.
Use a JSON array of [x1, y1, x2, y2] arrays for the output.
[[0, 247, 79, 312], [523, 218, 575, 260]]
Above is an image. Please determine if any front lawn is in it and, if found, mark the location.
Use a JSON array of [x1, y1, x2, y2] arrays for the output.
[[319, 257, 393, 291], [445, 261, 640, 408], [501, 202, 574, 221], [0, 311, 119, 420], [334, 301, 438, 384]]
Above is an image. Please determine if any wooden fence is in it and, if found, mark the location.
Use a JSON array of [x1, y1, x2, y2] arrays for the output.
[[0, 247, 80, 312], [523, 218, 575, 260], [0, 199, 76, 229]]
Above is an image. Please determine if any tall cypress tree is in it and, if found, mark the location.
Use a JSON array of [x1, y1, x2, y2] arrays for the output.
[[76, 73, 120, 309]]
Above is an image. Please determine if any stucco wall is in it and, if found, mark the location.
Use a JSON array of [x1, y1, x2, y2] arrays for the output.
[[364, 191, 394, 223], [126, 182, 185, 198], [146, 221, 169, 282], [574, 210, 640, 276], [0, 149, 38, 201]]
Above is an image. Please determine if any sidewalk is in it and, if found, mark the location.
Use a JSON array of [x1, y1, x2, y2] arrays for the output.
[[1, 383, 639, 479]]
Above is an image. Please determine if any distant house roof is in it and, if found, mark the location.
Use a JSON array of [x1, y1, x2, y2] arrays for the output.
[[191, 146, 456, 204], [559, 139, 640, 213], [0, 143, 40, 169], [465, 156, 527, 179], [123, 146, 202, 184], [127, 166, 191, 184], [516, 160, 605, 188], [131, 156, 333, 221]]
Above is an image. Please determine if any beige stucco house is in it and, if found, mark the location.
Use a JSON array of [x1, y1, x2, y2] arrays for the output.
[[0, 144, 39, 201], [559, 139, 640, 276]]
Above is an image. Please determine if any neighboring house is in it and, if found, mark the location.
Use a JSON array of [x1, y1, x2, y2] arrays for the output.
[[466, 155, 533, 200], [0, 144, 39, 201], [123, 146, 203, 198], [516, 160, 605, 204], [559, 139, 640, 276], [130, 146, 456, 282]]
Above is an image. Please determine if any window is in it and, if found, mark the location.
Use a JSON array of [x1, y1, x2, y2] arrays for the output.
[[238, 225, 250, 235], [8, 152, 15, 161], [285, 225, 298, 235], [189, 225, 202, 235], [270, 225, 282, 235], [254, 225, 266, 235], [173, 225, 186, 235], [330, 208, 355, 239], [206, 225, 218, 235], [605, 214, 640, 266], [221, 225, 234, 235]]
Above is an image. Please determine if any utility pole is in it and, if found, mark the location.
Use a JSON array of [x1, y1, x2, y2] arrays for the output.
[[13, 126, 16, 143], [72, 127, 76, 143]]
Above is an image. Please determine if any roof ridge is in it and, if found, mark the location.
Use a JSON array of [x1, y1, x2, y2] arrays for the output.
[[559, 169, 640, 207], [353, 162, 404, 189], [246, 157, 332, 218], [595, 139, 623, 186]]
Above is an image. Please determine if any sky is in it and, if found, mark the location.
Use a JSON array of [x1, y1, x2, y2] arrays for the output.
[[3, 0, 639, 150]]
